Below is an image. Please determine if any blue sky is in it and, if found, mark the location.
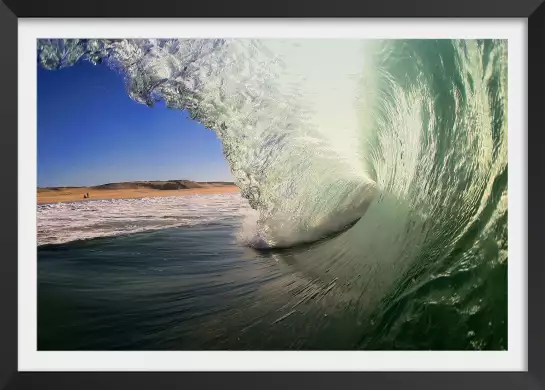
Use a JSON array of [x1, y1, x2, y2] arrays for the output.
[[38, 60, 232, 187]]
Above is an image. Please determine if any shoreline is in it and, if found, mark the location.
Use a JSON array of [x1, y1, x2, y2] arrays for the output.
[[37, 185, 240, 205]]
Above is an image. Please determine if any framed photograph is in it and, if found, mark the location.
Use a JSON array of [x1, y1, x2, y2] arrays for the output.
[[0, 0, 541, 388]]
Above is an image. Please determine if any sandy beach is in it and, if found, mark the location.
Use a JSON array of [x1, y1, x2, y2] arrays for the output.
[[37, 185, 240, 205]]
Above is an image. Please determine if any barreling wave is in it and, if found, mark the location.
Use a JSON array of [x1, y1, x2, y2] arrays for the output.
[[38, 39, 506, 246], [38, 39, 508, 349]]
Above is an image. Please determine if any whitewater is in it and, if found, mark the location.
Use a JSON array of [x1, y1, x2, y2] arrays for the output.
[[37, 193, 247, 246]]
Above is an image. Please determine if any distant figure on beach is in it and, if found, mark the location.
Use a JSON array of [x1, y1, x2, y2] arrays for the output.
[[83, 192, 89, 199]]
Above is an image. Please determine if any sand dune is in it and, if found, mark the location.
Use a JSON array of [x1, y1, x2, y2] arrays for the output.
[[37, 180, 239, 204]]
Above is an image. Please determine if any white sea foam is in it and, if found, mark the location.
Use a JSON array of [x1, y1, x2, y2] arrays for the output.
[[37, 193, 249, 246]]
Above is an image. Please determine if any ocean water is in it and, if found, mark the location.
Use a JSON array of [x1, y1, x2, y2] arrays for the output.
[[39, 193, 371, 350], [37, 39, 508, 350]]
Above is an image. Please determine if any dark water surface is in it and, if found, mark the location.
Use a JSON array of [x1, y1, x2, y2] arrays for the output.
[[38, 212, 506, 350]]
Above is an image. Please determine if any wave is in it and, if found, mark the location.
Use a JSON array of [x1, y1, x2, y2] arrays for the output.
[[38, 38, 508, 349]]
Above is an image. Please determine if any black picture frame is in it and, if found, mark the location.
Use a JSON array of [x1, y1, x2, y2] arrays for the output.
[[0, 0, 540, 388]]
